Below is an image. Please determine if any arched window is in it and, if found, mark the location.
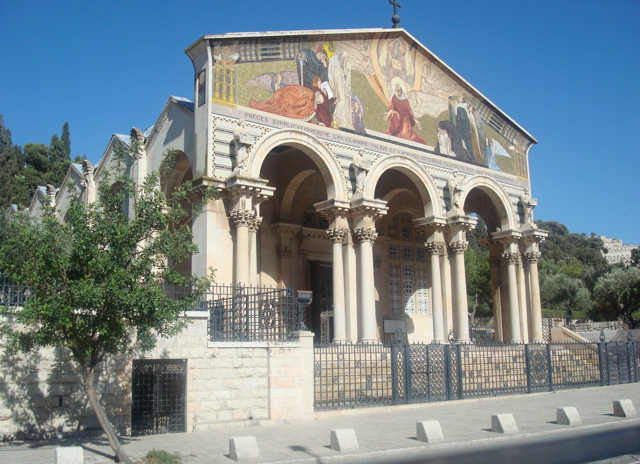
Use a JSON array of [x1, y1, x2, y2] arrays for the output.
[[388, 212, 428, 315]]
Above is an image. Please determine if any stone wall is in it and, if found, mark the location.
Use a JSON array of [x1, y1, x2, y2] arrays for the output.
[[0, 312, 314, 439]]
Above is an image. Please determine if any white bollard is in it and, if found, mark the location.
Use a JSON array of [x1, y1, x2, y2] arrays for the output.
[[416, 420, 444, 443], [55, 446, 84, 464], [613, 399, 637, 418], [330, 428, 359, 452], [229, 436, 259, 461], [491, 413, 518, 433], [557, 406, 582, 425]]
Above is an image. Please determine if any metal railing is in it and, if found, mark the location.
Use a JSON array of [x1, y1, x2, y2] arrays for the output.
[[0, 275, 31, 307], [314, 340, 638, 411]]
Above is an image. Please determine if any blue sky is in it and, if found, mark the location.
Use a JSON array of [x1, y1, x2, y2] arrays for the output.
[[1, 1, 639, 244]]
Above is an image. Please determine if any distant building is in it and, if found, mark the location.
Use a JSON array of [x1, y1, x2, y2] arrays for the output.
[[600, 236, 639, 265]]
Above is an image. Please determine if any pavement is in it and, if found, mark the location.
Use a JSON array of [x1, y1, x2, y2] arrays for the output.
[[1, 383, 639, 464]]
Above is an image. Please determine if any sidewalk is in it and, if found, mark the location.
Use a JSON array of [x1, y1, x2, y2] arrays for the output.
[[1, 383, 639, 464]]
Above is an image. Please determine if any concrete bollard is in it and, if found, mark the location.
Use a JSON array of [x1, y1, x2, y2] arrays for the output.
[[330, 428, 359, 452], [416, 420, 444, 443], [229, 436, 260, 461], [55, 446, 84, 464], [491, 413, 518, 434], [557, 407, 581, 425], [613, 399, 637, 418]]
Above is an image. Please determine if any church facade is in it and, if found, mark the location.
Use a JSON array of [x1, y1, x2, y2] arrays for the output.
[[42, 28, 547, 346], [11, 28, 550, 434]]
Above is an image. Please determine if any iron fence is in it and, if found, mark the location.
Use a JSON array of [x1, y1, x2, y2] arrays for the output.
[[201, 284, 299, 342], [314, 340, 638, 411], [0, 275, 31, 307]]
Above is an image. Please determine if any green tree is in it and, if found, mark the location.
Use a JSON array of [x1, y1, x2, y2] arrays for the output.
[[539, 272, 592, 314], [0, 141, 216, 463], [591, 267, 640, 329], [61, 122, 71, 159], [0, 115, 26, 209]]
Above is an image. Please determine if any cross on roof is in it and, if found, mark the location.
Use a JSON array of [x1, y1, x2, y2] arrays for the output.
[[390, 0, 402, 28]]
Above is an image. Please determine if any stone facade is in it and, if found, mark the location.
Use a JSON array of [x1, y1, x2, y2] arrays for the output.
[[9, 27, 548, 437]]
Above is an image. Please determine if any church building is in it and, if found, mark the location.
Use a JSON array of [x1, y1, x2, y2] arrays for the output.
[[17, 27, 549, 434]]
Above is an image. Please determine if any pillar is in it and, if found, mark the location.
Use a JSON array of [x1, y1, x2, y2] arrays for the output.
[[449, 241, 470, 343], [489, 255, 504, 342], [248, 215, 262, 285], [525, 251, 543, 342], [425, 242, 446, 343], [230, 209, 253, 285], [327, 228, 348, 343], [516, 254, 529, 343], [503, 251, 522, 343], [353, 227, 378, 343]]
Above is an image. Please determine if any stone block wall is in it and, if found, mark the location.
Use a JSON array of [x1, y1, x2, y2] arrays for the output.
[[0, 312, 314, 438]]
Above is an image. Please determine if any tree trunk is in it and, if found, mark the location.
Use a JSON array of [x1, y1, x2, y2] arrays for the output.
[[83, 366, 132, 463]]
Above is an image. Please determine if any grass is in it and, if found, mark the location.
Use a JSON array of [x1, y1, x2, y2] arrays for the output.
[[139, 450, 182, 464]]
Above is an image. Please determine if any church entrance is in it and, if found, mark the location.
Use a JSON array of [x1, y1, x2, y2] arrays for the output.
[[307, 261, 333, 344]]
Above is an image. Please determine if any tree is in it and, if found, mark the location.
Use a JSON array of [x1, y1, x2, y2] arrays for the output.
[[591, 267, 640, 329], [0, 115, 26, 209], [0, 141, 216, 463], [539, 272, 592, 314]]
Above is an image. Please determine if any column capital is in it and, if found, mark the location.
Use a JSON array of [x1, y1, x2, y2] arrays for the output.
[[352, 227, 378, 244], [502, 251, 520, 265], [425, 241, 445, 255], [326, 227, 348, 243], [523, 251, 542, 263], [448, 240, 468, 255], [247, 215, 263, 231], [229, 209, 254, 227], [276, 245, 292, 260]]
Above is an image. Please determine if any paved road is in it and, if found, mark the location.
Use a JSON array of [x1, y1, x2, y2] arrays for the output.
[[0, 383, 638, 463]]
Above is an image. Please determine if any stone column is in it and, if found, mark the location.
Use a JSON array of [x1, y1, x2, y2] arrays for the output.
[[516, 254, 529, 343], [489, 254, 504, 342], [327, 228, 348, 343], [276, 246, 292, 287], [503, 251, 522, 343], [425, 242, 446, 343], [353, 227, 378, 343], [524, 251, 543, 342], [247, 215, 262, 285], [449, 240, 470, 343], [230, 209, 253, 285]]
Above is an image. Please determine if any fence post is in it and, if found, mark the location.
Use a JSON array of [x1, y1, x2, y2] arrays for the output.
[[627, 341, 634, 384], [456, 344, 463, 400], [391, 344, 399, 405], [546, 343, 553, 392], [605, 343, 611, 386], [444, 344, 452, 401], [404, 344, 412, 404], [525, 344, 532, 394]]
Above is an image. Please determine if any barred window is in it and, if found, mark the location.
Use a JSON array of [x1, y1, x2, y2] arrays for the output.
[[388, 212, 428, 315]]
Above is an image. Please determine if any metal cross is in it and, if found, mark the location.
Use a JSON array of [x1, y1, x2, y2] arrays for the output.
[[389, 0, 402, 28]]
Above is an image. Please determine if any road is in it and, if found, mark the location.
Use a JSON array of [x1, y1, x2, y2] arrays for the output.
[[338, 422, 640, 464]]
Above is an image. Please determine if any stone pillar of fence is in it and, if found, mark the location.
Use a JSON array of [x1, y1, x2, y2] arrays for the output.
[[267, 331, 315, 421]]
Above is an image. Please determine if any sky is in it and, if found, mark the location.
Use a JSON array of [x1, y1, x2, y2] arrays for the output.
[[1, 0, 639, 244]]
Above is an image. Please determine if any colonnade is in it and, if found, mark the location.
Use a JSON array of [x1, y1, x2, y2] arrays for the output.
[[221, 175, 545, 346]]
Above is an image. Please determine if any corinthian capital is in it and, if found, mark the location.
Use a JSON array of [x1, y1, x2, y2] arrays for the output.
[[247, 215, 263, 231], [523, 251, 541, 263], [229, 209, 254, 227], [425, 242, 445, 255], [448, 240, 468, 255], [502, 252, 520, 265], [326, 228, 348, 243], [352, 227, 378, 244]]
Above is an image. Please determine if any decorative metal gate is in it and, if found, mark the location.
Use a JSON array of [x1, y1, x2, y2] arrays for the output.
[[131, 359, 186, 435], [601, 342, 637, 385]]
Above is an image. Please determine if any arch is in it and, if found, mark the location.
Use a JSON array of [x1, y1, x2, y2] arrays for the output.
[[161, 150, 193, 197], [247, 129, 347, 200], [459, 175, 517, 231], [279, 170, 316, 220], [364, 155, 443, 218]]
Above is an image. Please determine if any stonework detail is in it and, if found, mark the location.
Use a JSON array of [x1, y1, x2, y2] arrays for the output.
[[352, 227, 378, 244], [247, 215, 263, 232], [229, 209, 255, 227], [448, 240, 468, 255], [276, 246, 292, 260], [326, 228, 348, 243], [502, 252, 520, 265], [523, 251, 541, 263], [425, 242, 445, 255]]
